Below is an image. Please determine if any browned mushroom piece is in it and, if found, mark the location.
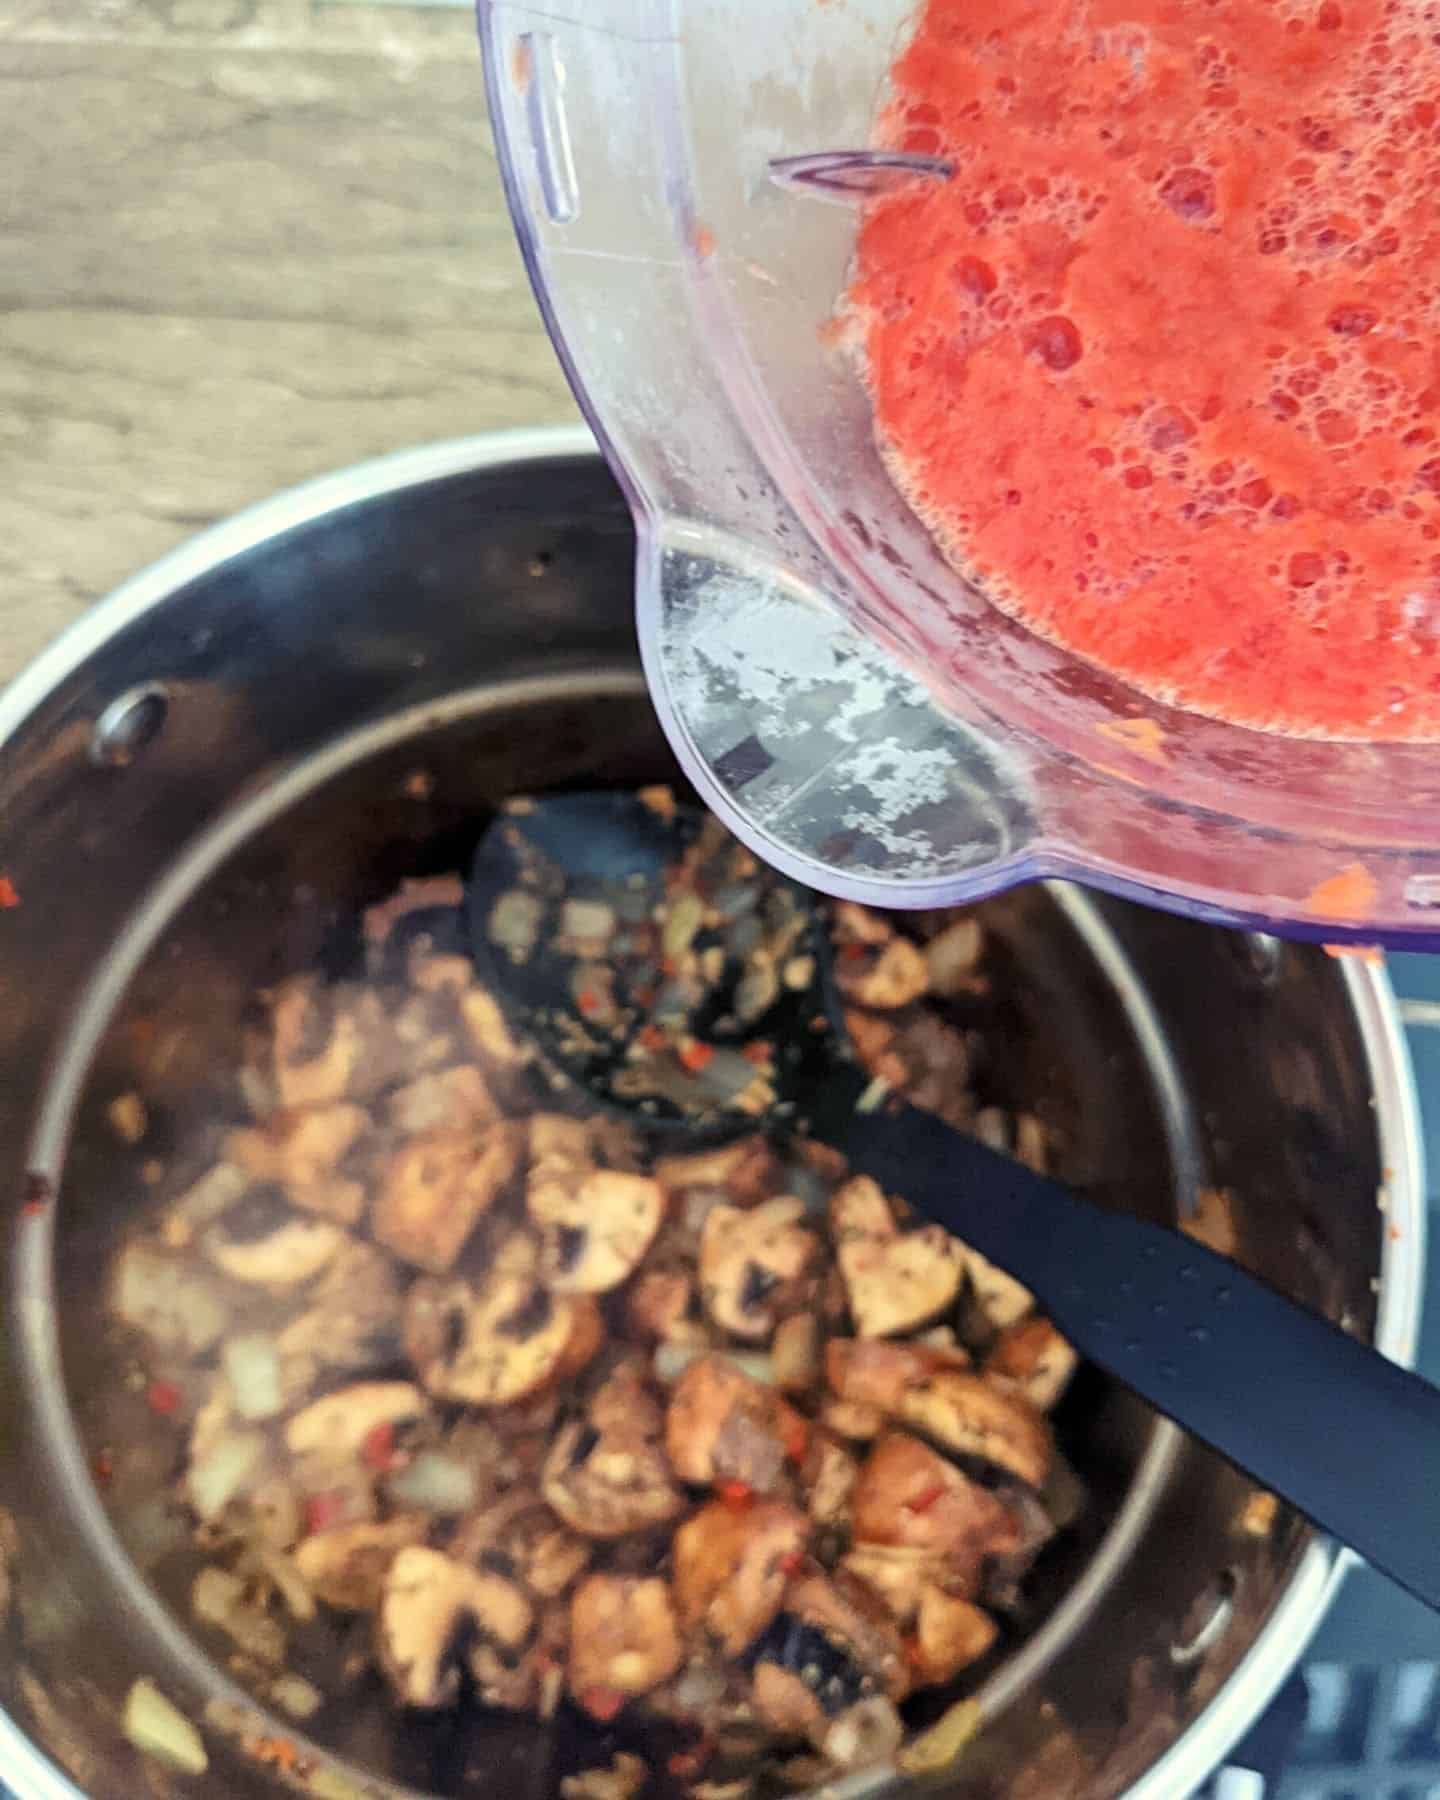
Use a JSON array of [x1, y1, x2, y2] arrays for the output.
[[962, 1246, 1035, 1332], [923, 915, 985, 996], [459, 983, 528, 1073], [294, 1517, 429, 1611], [841, 1543, 943, 1624], [818, 1398, 887, 1444], [529, 1168, 665, 1295], [385, 1065, 500, 1137], [830, 1342, 1052, 1490], [850, 1433, 1023, 1561], [542, 1364, 685, 1540], [665, 1354, 810, 1494], [224, 1103, 370, 1225], [798, 1430, 860, 1528], [833, 902, 894, 948], [277, 1238, 406, 1374], [568, 1574, 683, 1714], [284, 1382, 427, 1461], [202, 1189, 347, 1290], [826, 1337, 970, 1411], [672, 1498, 809, 1657], [830, 1177, 964, 1339], [470, 1599, 569, 1717], [910, 1586, 998, 1687], [698, 1198, 819, 1342], [403, 1233, 582, 1407], [372, 1121, 522, 1274], [271, 980, 397, 1108], [448, 1489, 592, 1601], [623, 1265, 708, 1345], [377, 1546, 533, 1709], [835, 937, 930, 1010], [655, 1137, 779, 1207], [771, 1312, 823, 1394], [552, 1295, 606, 1385], [984, 1315, 1079, 1412]]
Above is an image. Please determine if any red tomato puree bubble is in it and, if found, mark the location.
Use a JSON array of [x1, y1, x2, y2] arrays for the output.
[[848, 0, 1440, 740]]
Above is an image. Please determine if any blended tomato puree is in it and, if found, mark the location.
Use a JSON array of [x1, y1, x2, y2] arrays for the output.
[[849, 0, 1440, 738]]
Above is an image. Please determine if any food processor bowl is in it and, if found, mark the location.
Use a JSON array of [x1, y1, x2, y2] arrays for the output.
[[0, 428, 1422, 1800], [480, 1, 1440, 945]]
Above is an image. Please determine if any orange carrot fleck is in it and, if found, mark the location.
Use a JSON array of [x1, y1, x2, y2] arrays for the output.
[[717, 1479, 755, 1510], [0, 877, 19, 909], [679, 1040, 715, 1073], [580, 1685, 626, 1722]]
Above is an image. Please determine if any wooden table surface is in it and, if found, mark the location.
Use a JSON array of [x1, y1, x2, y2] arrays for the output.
[[0, 0, 580, 685]]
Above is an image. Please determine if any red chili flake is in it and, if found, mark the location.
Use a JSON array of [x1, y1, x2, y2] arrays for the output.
[[741, 1040, 774, 1066], [902, 1633, 928, 1669], [638, 1024, 666, 1052], [839, 941, 869, 963], [145, 1380, 181, 1416], [361, 1422, 397, 1472], [660, 955, 678, 978], [246, 1736, 300, 1774], [304, 1492, 347, 1535], [777, 1550, 805, 1577], [576, 989, 600, 1016], [716, 1479, 755, 1510], [580, 1685, 626, 1722], [21, 1171, 51, 1218], [905, 1481, 947, 1515], [781, 1414, 811, 1463], [668, 1749, 707, 1780], [0, 877, 20, 910], [93, 1448, 114, 1485], [678, 1040, 715, 1073]]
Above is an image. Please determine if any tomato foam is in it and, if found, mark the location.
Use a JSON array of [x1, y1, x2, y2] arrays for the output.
[[849, 0, 1440, 739]]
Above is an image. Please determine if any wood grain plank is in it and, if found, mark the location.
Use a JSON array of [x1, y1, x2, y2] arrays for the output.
[[0, 38, 580, 683]]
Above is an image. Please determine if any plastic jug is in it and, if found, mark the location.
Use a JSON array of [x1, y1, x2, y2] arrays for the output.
[[479, 0, 1440, 945]]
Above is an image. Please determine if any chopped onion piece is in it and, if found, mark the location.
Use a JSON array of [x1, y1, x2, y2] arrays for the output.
[[123, 1678, 208, 1776], [385, 1451, 479, 1515], [653, 1343, 774, 1386], [187, 1428, 265, 1522], [222, 1333, 283, 1421], [270, 1672, 323, 1721]]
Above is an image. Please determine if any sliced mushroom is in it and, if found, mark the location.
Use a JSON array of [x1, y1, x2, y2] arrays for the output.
[[568, 1574, 682, 1712], [655, 1137, 778, 1206], [386, 1065, 500, 1137], [984, 1315, 1078, 1412], [449, 1490, 592, 1601], [460, 984, 527, 1071], [202, 1188, 345, 1289], [284, 1382, 426, 1461], [962, 1246, 1034, 1332], [403, 1236, 582, 1407], [836, 937, 929, 1010], [159, 1162, 250, 1251], [623, 1266, 708, 1345], [186, 1382, 269, 1524], [910, 1586, 997, 1686], [277, 1238, 405, 1373], [111, 1242, 233, 1355], [224, 1103, 369, 1225], [542, 1364, 685, 1540], [378, 1546, 533, 1709], [665, 1353, 809, 1493], [373, 1121, 521, 1274], [294, 1516, 429, 1611], [828, 1339, 1050, 1487], [272, 980, 394, 1108], [830, 1178, 964, 1339], [470, 1598, 569, 1716], [851, 1433, 1021, 1560], [771, 1312, 823, 1393], [672, 1498, 809, 1657], [818, 1398, 887, 1444], [799, 1430, 860, 1528], [923, 916, 985, 996], [698, 1198, 818, 1342], [826, 1337, 970, 1410], [529, 1168, 665, 1295], [552, 1294, 606, 1385]]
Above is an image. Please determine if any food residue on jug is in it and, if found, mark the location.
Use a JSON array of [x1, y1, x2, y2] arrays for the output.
[[100, 814, 1087, 1797], [848, 0, 1440, 739]]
